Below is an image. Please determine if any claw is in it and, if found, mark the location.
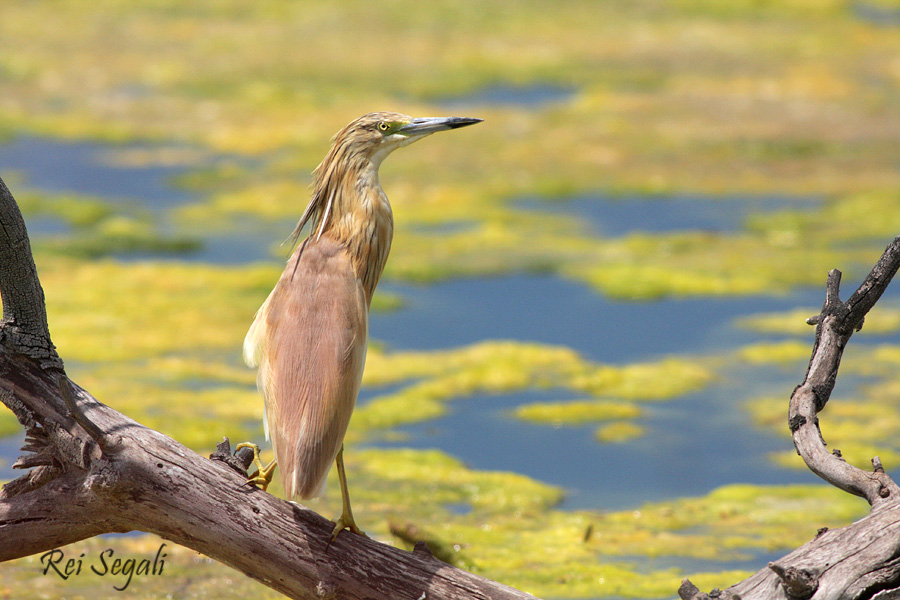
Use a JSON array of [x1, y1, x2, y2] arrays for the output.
[[331, 512, 367, 541], [235, 442, 277, 491]]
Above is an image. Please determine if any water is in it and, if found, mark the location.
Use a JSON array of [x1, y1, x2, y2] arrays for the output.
[[366, 382, 814, 512], [367, 275, 826, 510], [518, 194, 820, 237], [0, 136, 197, 208], [436, 83, 577, 109], [0, 135, 278, 263], [374, 275, 823, 363], [852, 1, 900, 26], [0, 433, 25, 482]]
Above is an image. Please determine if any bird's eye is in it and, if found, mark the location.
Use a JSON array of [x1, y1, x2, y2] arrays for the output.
[[377, 121, 390, 132]]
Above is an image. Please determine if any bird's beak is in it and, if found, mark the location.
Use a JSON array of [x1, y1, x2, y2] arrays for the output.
[[399, 117, 483, 136]]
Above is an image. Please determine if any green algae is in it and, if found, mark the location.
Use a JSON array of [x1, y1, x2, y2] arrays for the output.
[[739, 305, 900, 337], [37, 215, 201, 259], [594, 421, 645, 443], [737, 340, 811, 366], [175, 184, 890, 300], [13, 187, 200, 259], [318, 448, 865, 598], [38, 257, 275, 362], [353, 342, 712, 440], [71, 364, 262, 451], [0, 411, 19, 438], [283, 444, 867, 598], [15, 187, 113, 228], [514, 399, 642, 426], [20, 254, 712, 453], [3, 0, 898, 198]]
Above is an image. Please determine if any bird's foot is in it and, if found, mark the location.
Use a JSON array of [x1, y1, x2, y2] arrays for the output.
[[327, 444, 366, 543], [330, 510, 367, 541], [235, 442, 277, 491]]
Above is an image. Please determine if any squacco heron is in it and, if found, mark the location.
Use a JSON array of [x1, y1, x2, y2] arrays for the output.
[[241, 112, 481, 539]]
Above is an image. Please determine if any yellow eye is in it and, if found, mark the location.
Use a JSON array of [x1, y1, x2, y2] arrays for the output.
[[377, 121, 390, 132]]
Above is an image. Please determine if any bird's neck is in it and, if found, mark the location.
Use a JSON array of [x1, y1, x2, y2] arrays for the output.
[[319, 159, 394, 304]]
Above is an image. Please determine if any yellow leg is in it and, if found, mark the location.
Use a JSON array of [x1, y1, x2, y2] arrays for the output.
[[235, 442, 277, 491], [330, 445, 366, 540]]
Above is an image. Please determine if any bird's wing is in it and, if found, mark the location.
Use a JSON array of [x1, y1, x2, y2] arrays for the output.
[[252, 236, 368, 499], [244, 291, 272, 369]]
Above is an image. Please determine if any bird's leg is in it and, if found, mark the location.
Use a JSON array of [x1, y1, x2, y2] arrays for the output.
[[330, 445, 366, 540], [235, 442, 277, 491]]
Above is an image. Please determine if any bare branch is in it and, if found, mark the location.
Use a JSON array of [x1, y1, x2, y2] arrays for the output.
[[790, 237, 900, 506]]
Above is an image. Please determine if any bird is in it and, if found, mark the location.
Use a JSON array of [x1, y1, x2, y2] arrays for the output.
[[240, 112, 482, 539]]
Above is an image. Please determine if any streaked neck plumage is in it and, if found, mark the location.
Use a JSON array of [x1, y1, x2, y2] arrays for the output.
[[290, 141, 394, 304]]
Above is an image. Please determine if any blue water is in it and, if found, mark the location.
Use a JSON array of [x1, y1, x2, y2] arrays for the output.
[[852, 1, 900, 26], [436, 83, 577, 109], [0, 433, 25, 481], [0, 136, 197, 208], [374, 276, 822, 363], [366, 275, 828, 511], [518, 194, 820, 236], [0, 135, 281, 264]]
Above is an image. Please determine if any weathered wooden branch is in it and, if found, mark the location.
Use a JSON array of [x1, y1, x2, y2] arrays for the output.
[[681, 235, 900, 600], [0, 176, 539, 600]]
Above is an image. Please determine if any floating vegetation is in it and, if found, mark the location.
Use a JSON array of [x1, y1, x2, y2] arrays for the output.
[[737, 341, 811, 366], [0, 443, 871, 599], [36, 216, 201, 259], [353, 342, 711, 440], [307, 453, 866, 599], [39, 257, 277, 362], [0, 412, 19, 438], [1, 0, 899, 301], [594, 421, 644, 443], [513, 399, 642, 426], [28, 253, 712, 452], [15, 188, 113, 228]]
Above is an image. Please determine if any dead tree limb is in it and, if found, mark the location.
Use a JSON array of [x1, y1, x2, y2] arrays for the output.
[[681, 235, 900, 600], [0, 175, 539, 600]]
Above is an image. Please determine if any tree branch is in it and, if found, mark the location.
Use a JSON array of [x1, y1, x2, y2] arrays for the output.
[[791, 237, 900, 506]]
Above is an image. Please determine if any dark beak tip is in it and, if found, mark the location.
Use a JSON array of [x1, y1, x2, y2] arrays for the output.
[[448, 117, 483, 129]]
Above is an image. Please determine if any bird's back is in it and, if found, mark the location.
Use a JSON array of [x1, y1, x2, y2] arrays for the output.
[[244, 235, 368, 499]]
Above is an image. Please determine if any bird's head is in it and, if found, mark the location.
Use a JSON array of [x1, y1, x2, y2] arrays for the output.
[[292, 111, 481, 251], [333, 111, 482, 167]]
